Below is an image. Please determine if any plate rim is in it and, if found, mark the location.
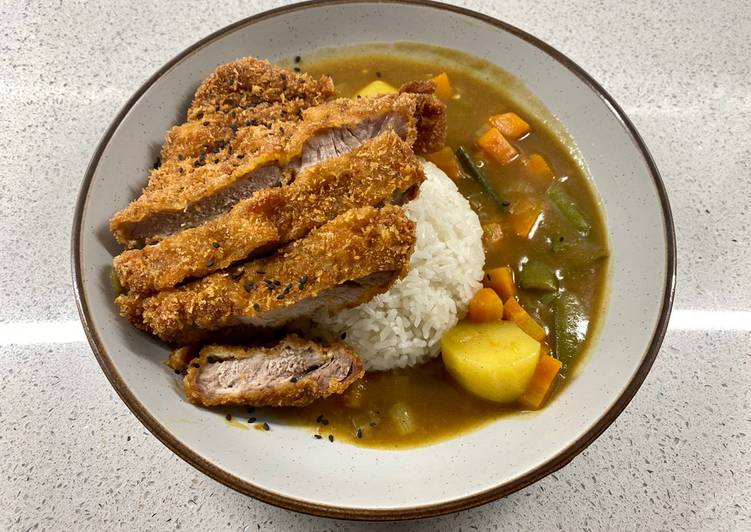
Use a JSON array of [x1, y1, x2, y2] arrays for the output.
[[70, 0, 677, 521]]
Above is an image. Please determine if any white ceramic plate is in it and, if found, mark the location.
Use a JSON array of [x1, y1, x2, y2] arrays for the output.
[[72, 0, 675, 520]]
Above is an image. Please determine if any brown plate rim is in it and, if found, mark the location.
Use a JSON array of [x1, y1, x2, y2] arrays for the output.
[[70, 0, 677, 521]]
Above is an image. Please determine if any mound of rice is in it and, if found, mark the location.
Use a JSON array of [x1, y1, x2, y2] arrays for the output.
[[313, 161, 485, 371]]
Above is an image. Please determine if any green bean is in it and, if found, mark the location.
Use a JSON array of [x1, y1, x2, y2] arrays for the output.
[[551, 237, 608, 267], [547, 181, 591, 234], [552, 292, 587, 365], [519, 260, 558, 291], [455, 146, 507, 211]]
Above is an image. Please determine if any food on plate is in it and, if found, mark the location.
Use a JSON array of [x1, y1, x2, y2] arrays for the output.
[[117, 205, 416, 343], [110, 85, 445, 247], [113, 131, 424, 294], [109, 45, 608, 448], [184, 335, 364, 407]]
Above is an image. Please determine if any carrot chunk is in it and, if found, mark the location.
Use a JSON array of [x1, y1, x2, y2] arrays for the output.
[[484, 266, 516, 301], [503, 298, 546, 341], [488, 112, 530, 139], [425, 146, 462, 180], [518, 353, 562, 409], [477, 127, 518, 165], [431, 72, 453, 99], [468, 288, 504, 323], [523, 153, 554, 187], [508, 197, 544, 238]]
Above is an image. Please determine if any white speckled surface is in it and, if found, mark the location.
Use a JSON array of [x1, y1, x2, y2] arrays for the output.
[[1, 0, 748, 530]]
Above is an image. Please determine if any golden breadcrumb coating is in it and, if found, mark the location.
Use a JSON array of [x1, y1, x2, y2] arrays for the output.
[[113, 131, 424, 294], [116, 205, 416, 344]]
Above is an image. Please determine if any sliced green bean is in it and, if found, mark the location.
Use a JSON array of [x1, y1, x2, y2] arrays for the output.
[[519, 260, 558, 291], [456, 146, 507, 211], [547, 181, 591, 234], [552, 292, 587, 365], [551, 237, 608, 267]]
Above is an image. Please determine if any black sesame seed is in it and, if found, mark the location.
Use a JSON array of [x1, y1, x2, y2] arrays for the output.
[[283, 283, 292, 294], [501, 200, 511, 207], [177, 153, 185, 161], [244, 282, 255, 293], [273, 280, 281, 286], [328, 434, 334, 442], [253, 303, 261, 311], [356, 428, 363, 439], [321, 419, 329, 426], [212, 242, 220, 248], [173, 368, 181, 374], [340, 332, 347, 340], [230, 269, 244, 280], [559, 236, 565, 242], [263, 422, 270, 431], [314, 434, 322, 439], [152, 157, 161, 169], [276, 293, 286, 300], [195, 112, 204, 120], [191, 363, 200, 368], [294, 55, 301, 63], [316, 414, 324, 423], [202, 120, 209, 126], [206, 259, 215, 267], [369, 421, 377, 427], [247, 417, 256, 423], [264, 280, 275, 290], [290, 376, 298, 383], [178, 167, 184, 174], [298, 275, 308, 289], [256, 270, 266, 275], [375, 71, 382, 78], [225, 413, 232, 421], [293, 67, 300, 72]]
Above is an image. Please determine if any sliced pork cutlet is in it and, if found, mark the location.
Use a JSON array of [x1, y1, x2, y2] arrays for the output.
[[183, 335, 364, 407], [154, 57, 335, 182], [117, 205, 416, 344], [110, 89, 445, 248], [114, 131, 425, 294]]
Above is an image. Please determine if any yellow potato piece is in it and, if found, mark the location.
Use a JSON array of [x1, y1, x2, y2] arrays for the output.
[[441, 320, 541, 403], [356, 80, 398, 97]]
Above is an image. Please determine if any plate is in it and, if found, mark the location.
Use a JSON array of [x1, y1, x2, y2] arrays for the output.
[[71, 0, 675, 520]]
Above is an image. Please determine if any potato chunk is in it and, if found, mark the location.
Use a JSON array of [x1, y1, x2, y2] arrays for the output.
[[441, 320, 541, 403]]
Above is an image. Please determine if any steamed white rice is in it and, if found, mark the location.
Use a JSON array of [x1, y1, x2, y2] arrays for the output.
[[313, 161, 485, 370]]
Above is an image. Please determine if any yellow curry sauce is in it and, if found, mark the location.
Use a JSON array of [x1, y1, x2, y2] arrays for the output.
[[264, 44, 608, 448]]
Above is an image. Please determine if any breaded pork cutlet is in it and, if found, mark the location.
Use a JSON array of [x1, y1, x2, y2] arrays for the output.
[[113, 132, 425, 294], [116, 205, 416, 344], [183, 335, 364, 407], [154, 57, 335, 181], [110, 89, 446, 248]]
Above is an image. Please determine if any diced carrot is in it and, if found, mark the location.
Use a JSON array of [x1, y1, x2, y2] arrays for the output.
[[477, 127, 518, 165], [425, 146, 462, 180], [484, 266, 516, 301], [518, 352, 562, 409], [482, 222, 504, 250], [468, 288, 504, 323], [503, 298, 546, 341], [508, 197, 544, 238], [488, 112, 530, 139], [431, 72, 453, 99], [522, 154, 554, 187]]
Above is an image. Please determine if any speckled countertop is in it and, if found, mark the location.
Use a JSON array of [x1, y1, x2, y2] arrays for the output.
[[1, 0, 749, 530]]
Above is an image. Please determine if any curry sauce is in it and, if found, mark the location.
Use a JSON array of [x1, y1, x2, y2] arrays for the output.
[[266, 44, 608, 448]]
